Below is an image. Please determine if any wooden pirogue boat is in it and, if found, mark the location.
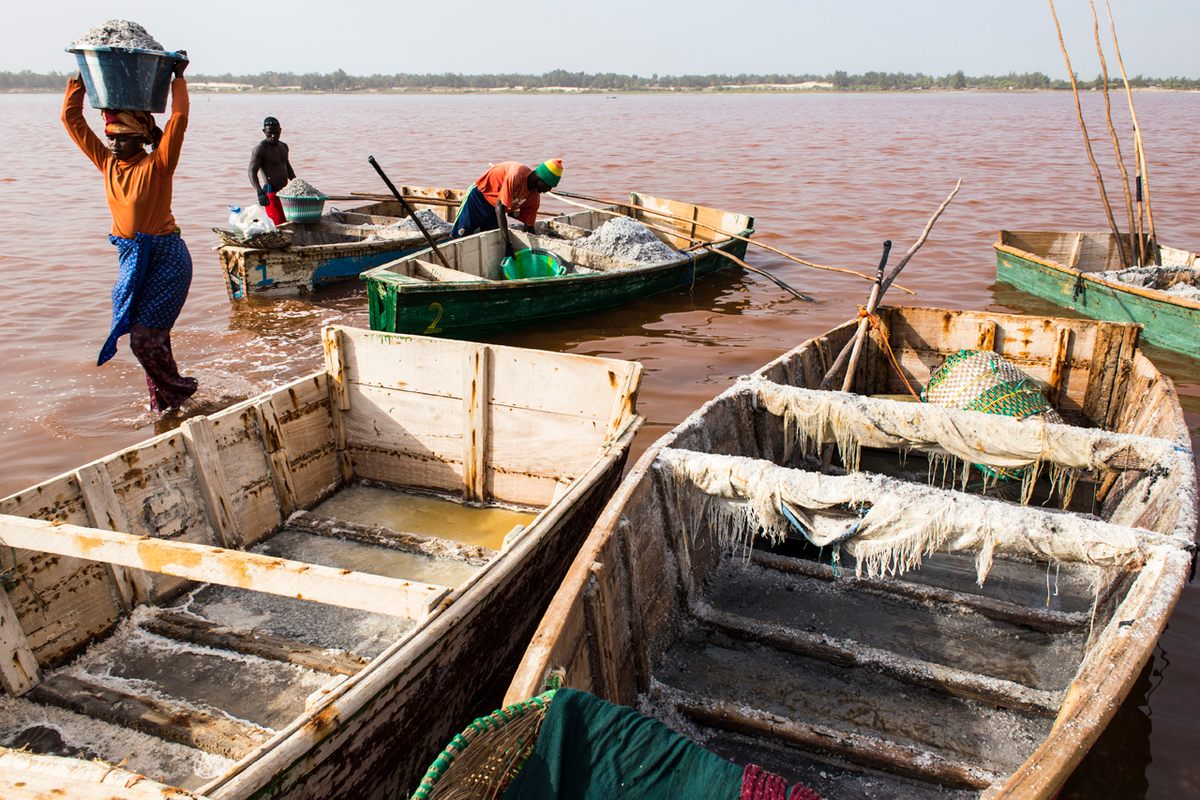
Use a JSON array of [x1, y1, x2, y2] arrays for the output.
[[0, 326, 643, 798], [505, 306, 1197, 799], [218, 186, 466, 301], [364, 193, 753, 336], [995, 230, 1200, 357]]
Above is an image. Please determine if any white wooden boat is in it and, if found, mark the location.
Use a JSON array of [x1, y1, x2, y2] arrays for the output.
[[505, 306, 1196, 799], [217, 187, 466, 301], [0, 326, 643, 798]]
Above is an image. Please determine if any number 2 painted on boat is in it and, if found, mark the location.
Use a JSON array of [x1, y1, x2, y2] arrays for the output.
[[425, 302, 444, 334]]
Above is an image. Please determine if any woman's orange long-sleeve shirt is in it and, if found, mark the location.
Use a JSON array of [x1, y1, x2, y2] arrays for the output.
[[61, 76, 188, 238]]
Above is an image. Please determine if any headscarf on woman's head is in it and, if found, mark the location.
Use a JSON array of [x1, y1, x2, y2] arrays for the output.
[[102, 109, 156, 140]]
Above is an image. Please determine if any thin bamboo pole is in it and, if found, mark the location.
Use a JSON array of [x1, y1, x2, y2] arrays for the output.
[[818, 240, 892, 471], [551, 189, 916, 294], [1105, 0, 1158, 264], [1089, 0, 1135, 267], [819, 180, 962, 393], [1048, 0, 1129, 268], [700, 247, 814, 302]]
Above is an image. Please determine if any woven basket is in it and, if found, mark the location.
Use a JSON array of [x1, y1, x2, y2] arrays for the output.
[[279, 195, 327, 223], [211, 227, 294, 250], [922, 349, 1062, 479], [411, 689, 557, 800]]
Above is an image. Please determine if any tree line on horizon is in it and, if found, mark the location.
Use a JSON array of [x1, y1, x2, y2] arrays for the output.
[[4, 68, 1198, 91]]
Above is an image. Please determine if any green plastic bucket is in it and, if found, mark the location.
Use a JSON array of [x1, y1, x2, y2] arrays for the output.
[[501, 248, 565, 280]]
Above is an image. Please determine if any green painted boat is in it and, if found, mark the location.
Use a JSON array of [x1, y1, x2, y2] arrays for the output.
[[995, 230, 1199, 357], [364, 193, 754, 337]]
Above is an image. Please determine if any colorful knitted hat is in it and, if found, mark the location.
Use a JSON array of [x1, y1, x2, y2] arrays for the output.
[[534, 159, 563, 188]]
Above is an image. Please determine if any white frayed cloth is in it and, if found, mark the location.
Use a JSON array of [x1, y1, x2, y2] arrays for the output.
[[744, 378, 1190, 497], [656, 448, 1155, 584]]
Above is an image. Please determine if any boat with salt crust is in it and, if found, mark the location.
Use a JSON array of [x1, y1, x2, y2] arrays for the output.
[[995, 230, 1199, 357], [218, 186, 466, 301], [505, 305, 1196, 799], [0, 326, 643, 798], [364, 193, 753, 336]]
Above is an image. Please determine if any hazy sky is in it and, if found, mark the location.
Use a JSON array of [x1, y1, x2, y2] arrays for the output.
[[9, 1, 1200, 77]]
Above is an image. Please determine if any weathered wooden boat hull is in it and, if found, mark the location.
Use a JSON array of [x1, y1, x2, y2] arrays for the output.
[[506, 306, 1196, 799], [215, 452, 627, 800], [995, 230, 1200, 357], [365, 193, 754, 336], [219, 188, 465, 301], [0, 327, 643, 799]]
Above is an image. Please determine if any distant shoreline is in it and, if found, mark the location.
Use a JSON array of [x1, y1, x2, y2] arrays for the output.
[[6, 69, 1199, 94], [3, 86, 1195, 96]]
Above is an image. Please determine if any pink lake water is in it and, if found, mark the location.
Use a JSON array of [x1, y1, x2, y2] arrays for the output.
[[0, 88, 1197, 796]]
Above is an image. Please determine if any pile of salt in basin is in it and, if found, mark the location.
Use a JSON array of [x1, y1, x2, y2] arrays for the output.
[[278, 178, 326, 199], [74, 20, 163, 50]]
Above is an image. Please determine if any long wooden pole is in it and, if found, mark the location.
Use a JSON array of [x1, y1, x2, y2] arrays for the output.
[[551, 189, 916, 294], [367, 157, 454, 270], [1048, 0, 1129, 268], [1089, 0, 1135, 268], [1105, 0, 1158, 264], [700, 246, 814, 302]]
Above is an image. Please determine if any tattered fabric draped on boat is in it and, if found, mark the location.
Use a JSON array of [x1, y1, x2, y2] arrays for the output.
[[655, 448, 1156, 585], [742, 377, 1188, 509]]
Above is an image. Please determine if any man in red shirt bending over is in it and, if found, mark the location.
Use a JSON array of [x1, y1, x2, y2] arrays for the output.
[[451, 159, 562, 254]]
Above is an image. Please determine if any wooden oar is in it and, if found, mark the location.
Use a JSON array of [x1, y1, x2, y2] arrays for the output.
[[343, 192, 459, 206], [699, 246, 814, 302], [550, 189, 915, 294], [345, 193, 559, 217], [366, 157, 453, 270]]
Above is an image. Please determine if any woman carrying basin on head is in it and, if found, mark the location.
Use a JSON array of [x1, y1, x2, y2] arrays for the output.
[[60, 53, 197, 412]]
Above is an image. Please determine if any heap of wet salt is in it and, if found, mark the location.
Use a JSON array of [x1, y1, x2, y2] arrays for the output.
[[572, 216, 680, 265], [74, 20, 163, 50], [361, 209, 452, 240], [278, 178, 325, 198], [1093, 265, 1200, 301]]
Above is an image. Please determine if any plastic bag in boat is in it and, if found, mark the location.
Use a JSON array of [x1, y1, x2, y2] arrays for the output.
[[227, 204, 278, 239]]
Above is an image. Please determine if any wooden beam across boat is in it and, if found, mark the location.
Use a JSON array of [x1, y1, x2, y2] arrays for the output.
[[0, 766, 204, 800], [0, 514, 449, 620], [694, 604, 1063, 715], [287, 510, 495, 565], [658, 685, 1002, 790], [140, 611, 370, 676], [0, 749, 202, 799], [30, 673, 272, 759]]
